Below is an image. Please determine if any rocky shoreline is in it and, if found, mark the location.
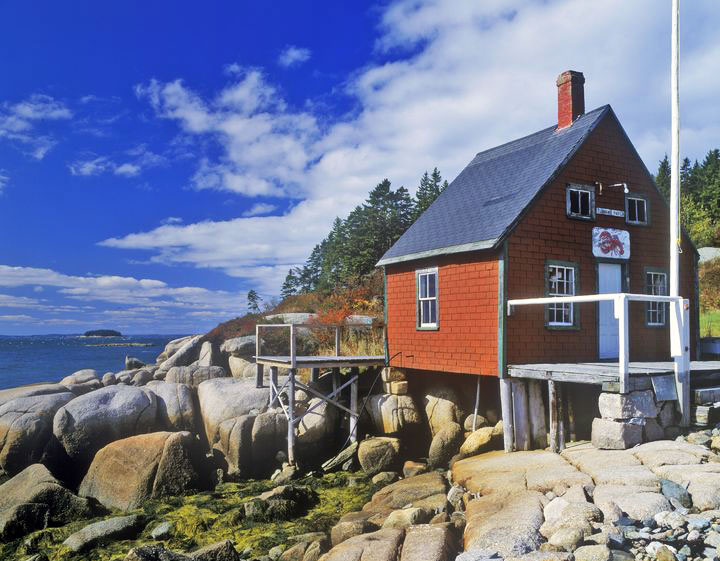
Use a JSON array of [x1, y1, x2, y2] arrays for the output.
[[1, 333, 720, 561]]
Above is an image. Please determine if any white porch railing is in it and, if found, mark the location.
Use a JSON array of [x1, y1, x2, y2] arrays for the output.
[[506, 293, 690, 426]]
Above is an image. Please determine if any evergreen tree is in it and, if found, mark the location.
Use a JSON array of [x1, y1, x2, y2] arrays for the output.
[[414, 167, 447, 219], [281, 269, 300, 299], [655, 155, 670, 200], [247, 290, 261, 313]]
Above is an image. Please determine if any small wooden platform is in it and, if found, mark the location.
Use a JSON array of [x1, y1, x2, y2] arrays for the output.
[[508, 361, 720, 392], [255, 355, 385, 369]]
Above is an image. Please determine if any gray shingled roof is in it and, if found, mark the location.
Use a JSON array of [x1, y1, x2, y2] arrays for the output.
[[377, 105, 611, 266]]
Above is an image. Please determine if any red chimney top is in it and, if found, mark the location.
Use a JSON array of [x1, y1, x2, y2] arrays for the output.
[[556, 70, 585, 129]]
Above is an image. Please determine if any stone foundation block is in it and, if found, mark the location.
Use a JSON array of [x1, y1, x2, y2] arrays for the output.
[[598, 390, 658, 420], [383, 381, 408, 395], [591, 418, 643, 450], [381, 368, 406, 383]]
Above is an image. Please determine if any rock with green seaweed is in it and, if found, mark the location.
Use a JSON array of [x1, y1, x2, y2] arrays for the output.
[[0, 471, 375, 561]]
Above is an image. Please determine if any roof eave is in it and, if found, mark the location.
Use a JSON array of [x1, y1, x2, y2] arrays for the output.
[[376, 238, 498, 267]]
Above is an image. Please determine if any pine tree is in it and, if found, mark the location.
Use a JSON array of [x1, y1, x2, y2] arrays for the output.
[[414, 167, 447, 219], [247, 290, 261, 313], [281, 269, 300, 299], [654, 155, 670, 200]]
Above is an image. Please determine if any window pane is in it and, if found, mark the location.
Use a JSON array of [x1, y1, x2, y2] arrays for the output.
[[427, 273, 436, 298], [422, 300, 430, 323], [570, 190, 579, 214], [580, 192, 590, 216], [419, 275, 427, 298], [429, 301, 437, 324], [637, 200, 646, 223]]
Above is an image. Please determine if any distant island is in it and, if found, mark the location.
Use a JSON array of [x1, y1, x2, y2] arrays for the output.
[[83, 329, 122, 337]]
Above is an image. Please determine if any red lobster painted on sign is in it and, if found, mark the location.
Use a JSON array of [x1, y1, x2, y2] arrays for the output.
[[598, 230, 624, 256]]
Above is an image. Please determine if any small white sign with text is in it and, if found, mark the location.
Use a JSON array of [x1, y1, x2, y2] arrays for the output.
[[597, 207, 625, 218]]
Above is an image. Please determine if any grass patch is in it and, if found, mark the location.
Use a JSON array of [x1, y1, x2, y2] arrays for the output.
[[1, 472, 375, 561], [701, 309, 720, 337]]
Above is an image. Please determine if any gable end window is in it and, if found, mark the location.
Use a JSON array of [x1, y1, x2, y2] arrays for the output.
[[645, 269, 667, 326], [626, 195, 649, 225], [417, 268, 438, 329], [566, 185, 595, 220], [545, 262, 578, 328]]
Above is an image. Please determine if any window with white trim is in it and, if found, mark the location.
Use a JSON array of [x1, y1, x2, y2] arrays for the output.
[[626, 196, 648, 225], [566, 185, 594, 220], [547, 264, 576, 326], [646, 271, 667, 326], [417, 268, 438, 328]]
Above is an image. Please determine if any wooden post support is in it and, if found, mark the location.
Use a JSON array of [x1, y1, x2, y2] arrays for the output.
[[528, 380, 547, 449], [311, 368, 320, 383], [676, 299, 691, 427], [287, 368, 296, 465], [557, 383, 566, 451], [512, 379, 530, 451], [567, 393, 577, 442], [255, 363, 264, 389], [500, 378, 515, 453], [350, 367, 359, 443], [335, 326, 341, 356], [548, 379, 559, 453], [332, 367, 340, 396], [270, 366, 279, 407], [616, 295, 630, 394]]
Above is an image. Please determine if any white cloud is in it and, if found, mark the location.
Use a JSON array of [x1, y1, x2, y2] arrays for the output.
[[0, 265, 253, 329], [103, 0, 719, 295], [242, 203, 278, 217], [0, 314, 33, 322], [0, 94, 71, 160], [135, 69, 318, 198], [68, 145, 166, 178], [277, 46, 312, 68], [161, 217, 183, 225], [114, 163, 141, 177], [0, 171, 8, 194]]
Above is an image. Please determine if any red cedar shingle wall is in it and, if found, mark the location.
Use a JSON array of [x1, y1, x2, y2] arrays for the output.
[[385, 252, 499, 375], [506, 112, 698, 364]]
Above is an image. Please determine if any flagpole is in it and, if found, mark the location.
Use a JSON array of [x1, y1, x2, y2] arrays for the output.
[[670, 0, 680, 297]]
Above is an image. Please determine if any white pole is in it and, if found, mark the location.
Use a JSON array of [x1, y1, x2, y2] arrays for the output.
[[670, 0, 680, 297]]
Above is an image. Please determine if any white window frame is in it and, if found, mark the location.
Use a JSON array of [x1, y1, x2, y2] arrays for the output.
[[626, 195, 649, 225], [566, 184, 595, 221], [417, 267, 438, 329], [646, 270, 668, 326], [547, 263, 576, 327]]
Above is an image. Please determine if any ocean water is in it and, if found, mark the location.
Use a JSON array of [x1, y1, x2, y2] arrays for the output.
[[0, 334, 188, 390]]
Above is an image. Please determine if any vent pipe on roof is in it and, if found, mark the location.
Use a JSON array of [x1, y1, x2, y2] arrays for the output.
[[557, 70, 585, 129]]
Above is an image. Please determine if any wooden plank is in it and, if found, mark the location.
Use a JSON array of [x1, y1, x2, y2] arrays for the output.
[[694, 386, 720, 405], [500, 378, 514, 453], [270, 366, 279, 408], [311, 368, 320, 383], [548, 380, 559, 453], [528, 380, 547, 449], [508, 368, 617, 385], [255, 363, 264, 389], [512, 380, 530, 451]]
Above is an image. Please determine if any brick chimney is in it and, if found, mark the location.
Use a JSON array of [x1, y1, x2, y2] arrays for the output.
[[556, 70, 585, 129]]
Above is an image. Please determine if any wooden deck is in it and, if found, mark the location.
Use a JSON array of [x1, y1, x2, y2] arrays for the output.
[[508, 361, 720, 392], [254, 355, 385, 369]]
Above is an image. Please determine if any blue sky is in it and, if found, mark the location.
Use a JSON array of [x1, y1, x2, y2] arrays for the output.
[[0, 0, 718, 335]]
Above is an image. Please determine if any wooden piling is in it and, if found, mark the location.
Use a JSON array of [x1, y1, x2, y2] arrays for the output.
[[287, 368, 296, 465], [311, 368, 320, 383], [548, 379, 559, 453], [557, 383, 566, 451], [270, 366, 279, 407], [512, 379, 530, 451], [350, 367, 359, 443], [528, 380, 547, 449], [255, 363, 264, 389], [500, 378, 515, 453]]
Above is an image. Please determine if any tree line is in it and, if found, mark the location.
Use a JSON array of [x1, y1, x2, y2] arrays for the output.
[[281, 168, 448, 297], [654, 149, 720, 247]]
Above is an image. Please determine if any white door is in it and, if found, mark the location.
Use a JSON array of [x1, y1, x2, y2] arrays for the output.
[[598, 263, 622, 359]]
